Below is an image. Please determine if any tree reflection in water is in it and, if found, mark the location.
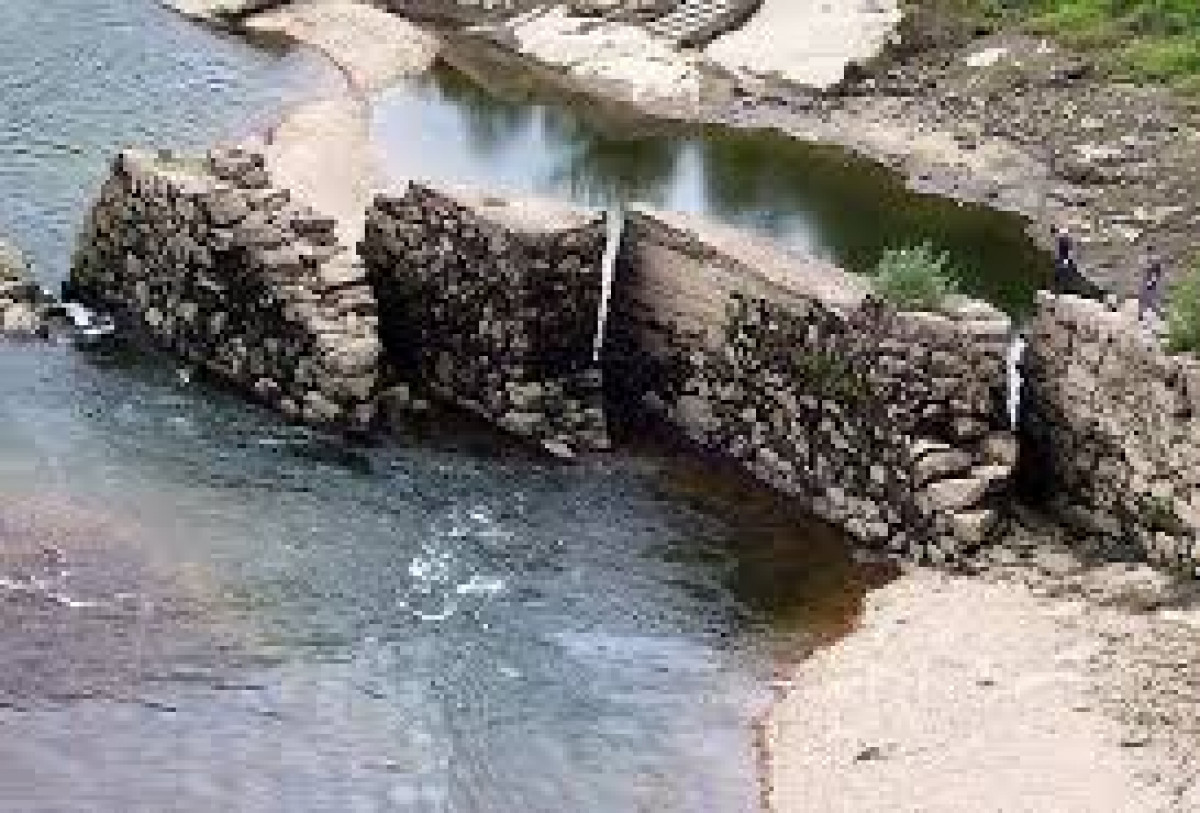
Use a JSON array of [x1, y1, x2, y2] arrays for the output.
[[374, 50, 1050, 317]]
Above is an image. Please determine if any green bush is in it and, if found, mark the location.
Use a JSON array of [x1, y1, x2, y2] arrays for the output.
[[870, 242, 960, 311], [1165, 259, 1200, 353]]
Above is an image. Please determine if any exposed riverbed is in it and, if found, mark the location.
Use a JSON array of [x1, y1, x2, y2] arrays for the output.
[[0, 2, 1056, 810]]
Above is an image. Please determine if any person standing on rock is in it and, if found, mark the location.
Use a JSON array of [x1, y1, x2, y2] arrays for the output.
[[1139, 245, 1165, 323], [1052, 225, 1077, 293]]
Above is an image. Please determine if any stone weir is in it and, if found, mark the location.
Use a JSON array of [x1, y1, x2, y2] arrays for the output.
[[70, 148, 380, 430], [1022, 293, 1200, 574], [360, 183, 610, 456], [604, 208, 1016, 562]]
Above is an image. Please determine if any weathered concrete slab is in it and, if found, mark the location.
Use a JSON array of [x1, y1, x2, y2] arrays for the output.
[[705, 0, 902, 90]]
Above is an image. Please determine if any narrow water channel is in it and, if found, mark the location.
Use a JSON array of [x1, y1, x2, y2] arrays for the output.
[[1, 3, 1035, 811]]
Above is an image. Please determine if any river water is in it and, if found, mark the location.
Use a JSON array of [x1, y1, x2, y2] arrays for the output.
[[0, 2, 1037, 811]]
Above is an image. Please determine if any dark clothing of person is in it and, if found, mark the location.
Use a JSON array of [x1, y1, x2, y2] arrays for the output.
[[1055, 232, 1073, 265], [1053, 230, 1076, 293], [1139, 257, 1165, 321], [1054, 255, 1077, 293]]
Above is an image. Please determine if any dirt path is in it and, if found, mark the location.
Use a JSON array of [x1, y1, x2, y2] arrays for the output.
[[236, 0, 439, 244]]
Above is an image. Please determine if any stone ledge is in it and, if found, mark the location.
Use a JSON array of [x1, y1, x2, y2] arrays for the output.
[[606, 207, 1015, 562], [362, 182, 610, 455], [1022, 291, 1200, 575], [70, 147, 380, 431]]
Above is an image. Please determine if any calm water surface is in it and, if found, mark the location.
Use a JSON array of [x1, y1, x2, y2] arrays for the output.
[[374, 53, 1053, 318], [0, 3, 1033, 811]]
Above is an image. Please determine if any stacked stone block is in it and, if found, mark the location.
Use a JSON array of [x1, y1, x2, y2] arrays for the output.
[[1022, 293, 1200, 572], [361, 183, 610, 456], [70, 148, 380, 430], [604, 208, 1015, 562]]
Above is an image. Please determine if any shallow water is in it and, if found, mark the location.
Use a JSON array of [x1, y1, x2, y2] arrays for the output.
[[0, 0, 338, 283], [0, 344, 883, 812]]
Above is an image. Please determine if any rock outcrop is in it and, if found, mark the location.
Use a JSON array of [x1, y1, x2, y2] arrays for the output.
[[494, 6, 706, 120], [361, 182, 610, 456], [0, 240, 46, 337], [604, 207, 1015, 561], [1022, 293, 1200, 573], [70, 148, 380, 430], [162, 0, 286, 25]]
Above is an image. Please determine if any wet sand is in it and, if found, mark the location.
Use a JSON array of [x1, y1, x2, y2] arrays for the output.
[[765, 567, 1186, 812], [0, 494, 250, 707]]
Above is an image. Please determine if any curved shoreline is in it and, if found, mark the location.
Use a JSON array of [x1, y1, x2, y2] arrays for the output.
[[153, 4, 1200, 812], [232, 2, 440, 242]]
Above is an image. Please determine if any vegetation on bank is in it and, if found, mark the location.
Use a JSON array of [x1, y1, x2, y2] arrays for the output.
[[870, 243, 960, 311], [1165, 260, 1200, 353], [922, 0, 1200, 91]]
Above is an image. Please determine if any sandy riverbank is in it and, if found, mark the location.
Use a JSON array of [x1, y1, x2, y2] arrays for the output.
[[762, 505, 1200, 812], [182, 0, 440, 243], [766, 568, 1189, 811], [246, 1, 438, 242]]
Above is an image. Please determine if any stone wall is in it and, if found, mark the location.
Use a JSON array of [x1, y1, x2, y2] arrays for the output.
[[604, 208, 1016, 561], [361, 183, 610, 456], [1022, 293, 1200, 573], [70, 148, 380, 430]]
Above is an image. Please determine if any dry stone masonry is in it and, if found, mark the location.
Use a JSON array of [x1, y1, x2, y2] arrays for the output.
[[1022, 293, 1200, 573], [604, 208, 1016, 562], [70, 148, 380, 430], [361, 183, 610, 456]]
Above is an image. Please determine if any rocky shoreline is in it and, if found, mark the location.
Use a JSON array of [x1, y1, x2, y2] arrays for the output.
[[107, 2, 1200, 810], [719, 32, 1199, 300], [441, 2, 1198, 300], [0, 241, 47, 337]]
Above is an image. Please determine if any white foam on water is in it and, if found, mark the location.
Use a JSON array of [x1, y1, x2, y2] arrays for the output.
[[1007, 334, 1026, 429], [411, 601, 457, 623], [49, 592, 101, 609], [456, 574, 505, 596]]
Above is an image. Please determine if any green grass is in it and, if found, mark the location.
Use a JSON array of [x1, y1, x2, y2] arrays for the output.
[[1165, 259, 1200, 354], [870, 243, 960, 311], [937, 0, 1200, 90]]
